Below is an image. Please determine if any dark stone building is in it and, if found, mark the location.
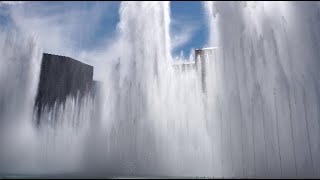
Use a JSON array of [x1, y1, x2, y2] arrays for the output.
[[34, 53, 94, 125]]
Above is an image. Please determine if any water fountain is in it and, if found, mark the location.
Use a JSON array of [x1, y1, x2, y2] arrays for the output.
[[204, 1, 320, 178], [0, 1, 320, 178]]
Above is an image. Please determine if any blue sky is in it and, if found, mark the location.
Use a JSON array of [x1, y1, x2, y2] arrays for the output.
[[0, 1, 208, 59], [171, 1, 208, 56]]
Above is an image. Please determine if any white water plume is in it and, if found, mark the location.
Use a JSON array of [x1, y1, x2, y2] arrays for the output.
[[0, 28, 42, 173], [1, 1, 320, 179], [204, 1, 320, 178]]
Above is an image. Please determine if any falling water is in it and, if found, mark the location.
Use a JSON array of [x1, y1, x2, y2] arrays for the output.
[[204, 1, 320, 178], [0, 29, 42, 173], [1, 1, 320, 178], [96, 2, 214, 177]]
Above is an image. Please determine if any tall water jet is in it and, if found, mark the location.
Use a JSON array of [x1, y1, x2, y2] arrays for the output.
[[88, 1, 214, 177], [96, 1, 173, 175], [0, 29, 42, 173], [204, 1, 320, 178]]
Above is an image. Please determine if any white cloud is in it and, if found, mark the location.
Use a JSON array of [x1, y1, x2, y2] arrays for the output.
[[7, 2, 116, 64], [171, 25, 197, 51], [170, 17, 199, 52]]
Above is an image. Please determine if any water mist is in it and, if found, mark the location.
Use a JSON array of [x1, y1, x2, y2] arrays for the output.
[[1, 1, 320, 179]]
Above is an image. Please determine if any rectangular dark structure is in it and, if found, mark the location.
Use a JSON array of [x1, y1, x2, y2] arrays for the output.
[[195, 47, 216, 93], [195, 49, 207, 93], [35, 53, 93, 124]]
